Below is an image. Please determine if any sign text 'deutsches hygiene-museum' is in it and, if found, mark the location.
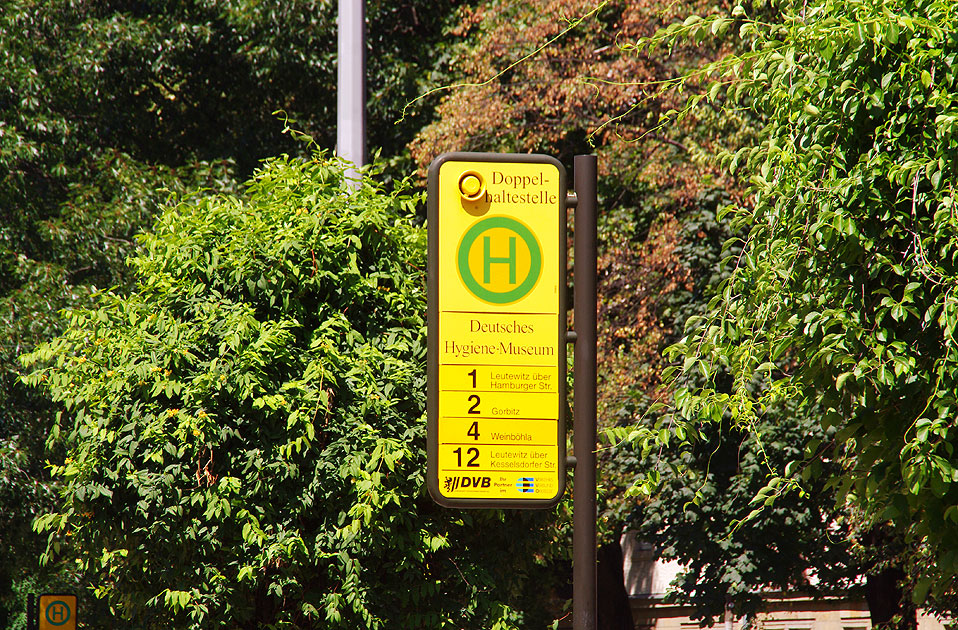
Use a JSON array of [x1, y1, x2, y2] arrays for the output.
[[427, 153, 566, 509]]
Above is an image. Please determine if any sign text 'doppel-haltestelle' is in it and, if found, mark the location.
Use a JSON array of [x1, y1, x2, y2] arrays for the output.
[[482, 171, 560, 205]]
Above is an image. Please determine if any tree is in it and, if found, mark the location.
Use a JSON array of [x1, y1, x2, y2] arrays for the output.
[[631, 406, 860, 624], [411, 0, 866, 625], [0, 1, 464, 624], [608, 197, 861, 625], [23, 152, 562, 630], [657, 0, 958, 620], [0, 154, 237, 630]]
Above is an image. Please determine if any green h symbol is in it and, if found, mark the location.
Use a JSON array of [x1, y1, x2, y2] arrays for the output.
[[50, 605, 67, 623], [483, 235, 516, 284]]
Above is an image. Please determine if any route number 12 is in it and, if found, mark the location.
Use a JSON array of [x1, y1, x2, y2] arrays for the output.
[[453, 447, 479, 467]]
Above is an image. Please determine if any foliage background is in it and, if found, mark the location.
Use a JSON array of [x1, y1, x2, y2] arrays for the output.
[[12, 0, 957, 627], [1, 1, 461, 626], [656, 0, 958, 618]]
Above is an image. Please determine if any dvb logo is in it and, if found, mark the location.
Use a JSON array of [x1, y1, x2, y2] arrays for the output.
[[444, 476, 492, 492]]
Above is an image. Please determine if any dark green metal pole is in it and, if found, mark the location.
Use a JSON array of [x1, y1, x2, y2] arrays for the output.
[[573, 154, 598, 630]]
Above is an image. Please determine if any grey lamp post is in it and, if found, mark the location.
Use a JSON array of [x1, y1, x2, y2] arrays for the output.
[[337, 0, 366, 188]]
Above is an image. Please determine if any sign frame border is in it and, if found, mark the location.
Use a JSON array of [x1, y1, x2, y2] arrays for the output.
[[426, 151, 567, 509]]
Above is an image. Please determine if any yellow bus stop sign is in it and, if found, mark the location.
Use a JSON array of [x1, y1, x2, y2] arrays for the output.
[[427, 152, 567, 508], [38, 594, 77, 630]]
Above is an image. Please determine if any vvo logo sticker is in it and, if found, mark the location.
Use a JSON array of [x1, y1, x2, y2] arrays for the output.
[[516, 477, 535, 493], [457, 216, 542, 305], [444, 476, 492, 492]]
